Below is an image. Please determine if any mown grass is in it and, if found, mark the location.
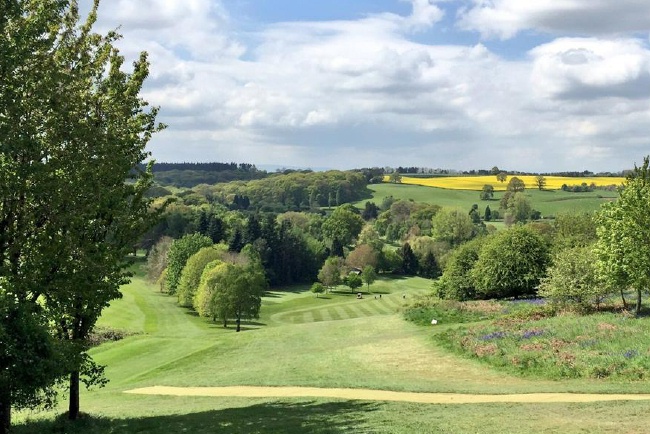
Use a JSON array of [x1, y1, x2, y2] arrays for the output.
[[357, 183, 618, 217], [15, 264, 650, 433]]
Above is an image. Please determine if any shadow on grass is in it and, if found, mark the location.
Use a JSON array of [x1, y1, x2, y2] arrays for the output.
[[16, 400, 379, 434]]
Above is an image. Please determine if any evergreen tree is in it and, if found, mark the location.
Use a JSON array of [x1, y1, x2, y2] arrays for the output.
[[401, 243, 419, 275], [419, 251, 441, 279]]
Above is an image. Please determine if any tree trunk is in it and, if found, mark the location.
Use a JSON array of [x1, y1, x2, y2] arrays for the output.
[[236, 315, 241, 332], [0, 392, 11, 434], [620, 288, 627, 310], [223, 317, 227, 328], [636, 288, 642, 316], [68, 370, 80, 420]]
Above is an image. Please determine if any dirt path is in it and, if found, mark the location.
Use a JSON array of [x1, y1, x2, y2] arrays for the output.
[[125, 386, 650, 404]]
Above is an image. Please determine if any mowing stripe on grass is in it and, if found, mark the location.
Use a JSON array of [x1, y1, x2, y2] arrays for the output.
[[311, 309, 323, 322], [303, 311, 314, 324], [319, 308, 333, 322], [333, 305, 351, 320]]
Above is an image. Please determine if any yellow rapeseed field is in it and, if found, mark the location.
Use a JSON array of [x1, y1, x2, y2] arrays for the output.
[[384, 175, 625, 191]]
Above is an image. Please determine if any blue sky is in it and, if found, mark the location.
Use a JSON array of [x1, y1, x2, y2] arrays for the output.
[[84, 0, 650, 172]]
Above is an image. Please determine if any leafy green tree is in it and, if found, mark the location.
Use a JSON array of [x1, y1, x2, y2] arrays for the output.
[[471, 225, 550, 299], [310, 282, 325, 298], [321, 206, 364, 248], [596, 157, 650, 315], [361, 201, 379, 220], [361, 266, 377, 290], [318, 257, 344, 291], [480, 184, 494, 200], [553, 212, 597, 251], [431, 209, 476, 246], [193, 261, 267, 331], [166, 234, 214, 295], [389, 172, 402, 183], [346, 274, 363, 292], [177, 245, 228, 307], [507, 177, 526, 192], [0, 0, 164, 424], [432, 237, 484, 300], [508, 193, 532, 224], [491, 166, 500, 175], [0, 301, 66, 432], [538, 246, 608, 312], [496, 172, 508, 183], [535, 175, 547, 190]]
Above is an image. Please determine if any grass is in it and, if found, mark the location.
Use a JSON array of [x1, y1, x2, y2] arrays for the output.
[[356, 183, 618, 217], [435, 308, 650, 381], [14, 264, 650, 433]]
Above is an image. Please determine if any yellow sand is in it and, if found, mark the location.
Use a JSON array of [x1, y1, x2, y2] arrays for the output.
[[125, 386, 650, 404]]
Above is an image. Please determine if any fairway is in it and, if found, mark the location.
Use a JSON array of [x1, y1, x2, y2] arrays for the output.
[[17, 268, 650, 433]]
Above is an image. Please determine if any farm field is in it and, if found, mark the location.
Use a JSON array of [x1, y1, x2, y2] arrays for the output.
[[358, 183, 618, 217], [15, 265, 650, 433], [388, 175, 625, 191]]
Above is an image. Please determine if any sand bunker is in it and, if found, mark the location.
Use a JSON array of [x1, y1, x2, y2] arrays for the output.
[[125, 386, 650, 404]]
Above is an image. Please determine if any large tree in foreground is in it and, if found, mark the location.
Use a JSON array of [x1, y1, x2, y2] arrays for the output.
[[0, 0, 163, 428], [596, 157, 650, 316]]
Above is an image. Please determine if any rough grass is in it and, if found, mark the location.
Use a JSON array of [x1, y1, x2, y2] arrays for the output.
[[434, 307, 650, 381]]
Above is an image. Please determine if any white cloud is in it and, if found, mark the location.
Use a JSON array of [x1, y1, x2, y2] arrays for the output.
[[72, 1, 650, 172], [459, 0, 650, 39], [530, 38, 650, 101]]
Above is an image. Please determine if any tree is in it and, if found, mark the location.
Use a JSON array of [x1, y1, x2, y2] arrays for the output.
[[0, 0, 164, 425], [310, 282, 325, 298], [177, 245, 227, 307], [321, 206, 364, 248], [471, 226, 550, 299], [346, 274, 363, 292], [389, 172, 402, 183], [431, 209, 476, 246], [496, 172, 508, 183], [484, 205, 492, 222], [538, 246, 608, 312], [166, 234, 214, 295], [491, 166, 500, 175], [535, 175, 547, 190], [361, 202, 379, 220], [433, 237, 484, 301], [193, 260, 267, 331], [596, 156, 650, 315], [507, 177, 526, 193], [0, 301, 66, 432], [508, 193, 532, 224], [318, 257, 344, 291], [419, 251, 440, 279], [480, 184, 494, 201], [553, 212, 597, 251], [469, 204, 481, 224], [346, 244, 379, 270], [361, 266, 377, 290], [401, 243, 419, 275], [146, 236, 174, 285]]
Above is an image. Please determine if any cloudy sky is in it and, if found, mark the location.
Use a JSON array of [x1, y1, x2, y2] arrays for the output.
[[83, 0, 650, 172]]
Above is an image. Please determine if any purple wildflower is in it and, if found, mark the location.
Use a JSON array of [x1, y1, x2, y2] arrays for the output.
[[520, 329, 545, 339], [480, 331, 507, 341]]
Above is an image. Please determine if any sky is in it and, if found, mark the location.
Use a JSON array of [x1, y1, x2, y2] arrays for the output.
[[81, 0, 650, 172]]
